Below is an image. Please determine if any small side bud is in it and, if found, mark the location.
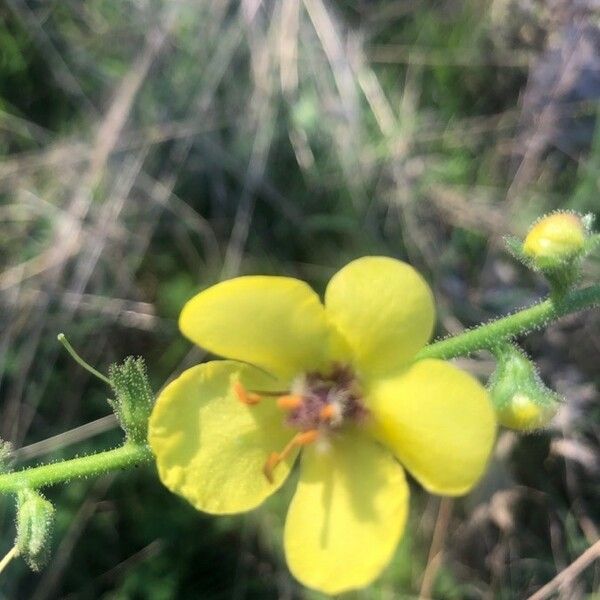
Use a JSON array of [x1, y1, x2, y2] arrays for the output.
[[523, 212, 586, 269], [108, 357, 154, 444], [15, 489, 55, 571], [488, 344, 561, 432]]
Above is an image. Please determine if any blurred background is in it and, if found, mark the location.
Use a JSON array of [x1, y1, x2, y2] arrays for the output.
[[0, 0, 599, 598]]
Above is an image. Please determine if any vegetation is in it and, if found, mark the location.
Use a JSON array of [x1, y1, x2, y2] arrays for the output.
[[0, 1, 598, 597]]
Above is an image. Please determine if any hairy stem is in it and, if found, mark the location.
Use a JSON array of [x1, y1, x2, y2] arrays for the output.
[[0, 444, 153, 493], [416, 284, 600, 361]]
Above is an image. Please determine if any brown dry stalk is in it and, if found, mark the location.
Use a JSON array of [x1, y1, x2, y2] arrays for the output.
[[526, 538, 600, 600], [419, 498, 454, 599]]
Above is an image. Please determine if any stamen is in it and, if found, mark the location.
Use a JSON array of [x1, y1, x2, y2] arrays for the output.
[[319, 404, 336, 422], [263, 430, 319, 483], [249, 389, 289, 397], [276, 394, 303, 411], [233, 381, 261, 405]]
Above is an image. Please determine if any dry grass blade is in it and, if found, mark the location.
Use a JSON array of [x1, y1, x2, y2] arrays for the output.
[[526, 538, 600, 600], [11, 415, 117, 462], [419, 498, 454, 600]]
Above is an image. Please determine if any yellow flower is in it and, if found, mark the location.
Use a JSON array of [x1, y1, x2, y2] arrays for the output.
[[148, 257, 496, 594]]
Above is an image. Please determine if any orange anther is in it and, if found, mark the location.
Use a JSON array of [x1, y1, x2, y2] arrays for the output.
[[263, 429, 319, 483], [319, 404, 336, 421], [233, 381, 261, 405], [276, 394, 303, 411], [262, 453, 280, 484]]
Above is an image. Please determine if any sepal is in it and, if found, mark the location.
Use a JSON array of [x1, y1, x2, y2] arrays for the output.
[[108, 357, 154, 443], [15, 489, 55, 571], [488, 344, 561, 432]]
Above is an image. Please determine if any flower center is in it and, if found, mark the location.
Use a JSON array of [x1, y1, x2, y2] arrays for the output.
[[284, 364, 367, 431], [233, 364, 367, 482]]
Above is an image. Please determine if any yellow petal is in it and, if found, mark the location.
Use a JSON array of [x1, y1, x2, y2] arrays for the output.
[[148, 360, 296, 514], [284, 431, 408, 594], [523, 212, 585, 262], [180, 276, 345, 380], [325, 256, 435, 377], [368, 359, 496, 496]]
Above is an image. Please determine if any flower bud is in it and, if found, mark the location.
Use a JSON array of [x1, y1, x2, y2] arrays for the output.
[[523, 212, 586, 270], [108, 357, 154, 444], [15, 489, 55, 571], [488, 344, 561, 432]]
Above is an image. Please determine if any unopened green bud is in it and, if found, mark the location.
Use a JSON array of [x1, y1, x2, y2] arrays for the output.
[[523, 212, 586, 270], [15, 489, 55, 571], [108, 357, 154, 444], [488, 344, 561, 432]]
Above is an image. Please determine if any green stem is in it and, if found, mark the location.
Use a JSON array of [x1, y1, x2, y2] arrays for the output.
[[416, 284, 600, 361], [0, 444, 153, 493]]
